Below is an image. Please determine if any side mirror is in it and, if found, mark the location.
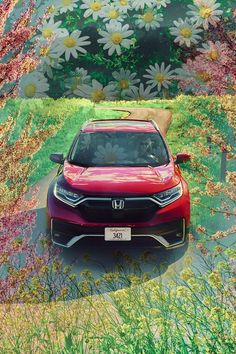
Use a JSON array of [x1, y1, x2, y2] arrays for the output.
[[50, 153, 64, 165], [174, 153, 191, 164]]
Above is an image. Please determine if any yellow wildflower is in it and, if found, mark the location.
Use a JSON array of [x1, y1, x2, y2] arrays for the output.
[[208, 271, 222, 288], [180, 267, 194, 281]]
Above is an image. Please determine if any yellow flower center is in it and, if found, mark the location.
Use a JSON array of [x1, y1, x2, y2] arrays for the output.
[[63, 36, 77, 48], [199, 6, 212, 19], [155, 73, 166, 83], [119, 79, 129, 89], [143, 12, 154, 23], [71, 76, 81, 90], [119, 0, 128, 5], [179, 27, 192, 38], [24, 84, 37, 98], [137, 96, 145, 101], [196, 70, 211, 82], [108, 9, 119, 19], [208, 50, 220, 60], [90, 1, 102, 11], [42, 28, 54, 39], [104, 153, 117, 164], [48, 5, 56, 14], [111, 32, 123, 44], [40, 47, 50, 57], [91, 89, 106, 102], [62, 0, 72, 5]]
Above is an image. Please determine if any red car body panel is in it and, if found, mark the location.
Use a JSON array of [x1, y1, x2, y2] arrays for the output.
[[63, 160, 181, 195]]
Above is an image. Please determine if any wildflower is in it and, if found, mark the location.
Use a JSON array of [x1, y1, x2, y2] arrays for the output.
[[208, 271, 222, 288], [180, 267, 194, 281], [196, 243, 208, 255], [97, 22, 134, 56], [80, 0, 109, 20], [100, 4, 126, 23], [143, 62, 175, 91], [187, 0, 223, 30], [60, 287, 69, 297], [52, 30, 91, 61], [111, 68, 140, 94], [134, 8, 163, 31], [76, 79, 117, 102], [80, 269, 93, 279], [149, 308, 160, 317], [170, 18, 202, 47], [55, 0, 80, 14], [196, 225, 206, 233], [19, 72, 49, 98], [123, 83, 158, 100], [132, 0, 153, 10]]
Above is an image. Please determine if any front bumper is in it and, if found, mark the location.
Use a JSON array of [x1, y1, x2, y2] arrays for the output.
[[50, 218, 188, 249]]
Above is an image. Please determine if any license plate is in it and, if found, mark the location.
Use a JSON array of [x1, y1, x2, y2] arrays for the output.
[[105, 227, 131, 241]]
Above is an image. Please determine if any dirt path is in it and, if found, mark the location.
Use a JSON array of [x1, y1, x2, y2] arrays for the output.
[[97, 107, 172, 137]]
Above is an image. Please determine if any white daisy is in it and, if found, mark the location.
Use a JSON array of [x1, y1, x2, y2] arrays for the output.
[[100, 4, 126, 23], [55, 0, 80, 14], [175, 64, 211, 93], [64, 68, 91, 97], [52, 30, 91, 61], [174, 65, 193, 80], [151, 0, 171, 9], [143, 62, 175, 91], [111, 69, 140, 94], [197, 40, 227, 61], [39, 18, 67, 43], [134, 8, 163, 31], [131, 0, 153, 11], [75, 79, 117, 102], [113, 0, 131, 13], [80, 0, 109, 21], [92, 142, 127, 165], [42, 2, 60, 18], [97, 22, 134, 56], [187, 0, 223, 30], [35, 1, 60, 20], [123, 83, 158, 100], [38, 47, 64, 79], [170, 18, 203, 47], [19, 72, 49, 98]]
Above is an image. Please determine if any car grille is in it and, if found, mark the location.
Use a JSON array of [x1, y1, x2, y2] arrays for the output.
[[77, 198, 158, 222]]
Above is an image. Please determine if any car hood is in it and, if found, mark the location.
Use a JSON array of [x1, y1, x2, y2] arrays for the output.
[[63, 160, 180, 195]]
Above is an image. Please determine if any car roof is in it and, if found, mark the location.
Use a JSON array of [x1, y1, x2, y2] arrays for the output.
[[81, 119, 159, 133]]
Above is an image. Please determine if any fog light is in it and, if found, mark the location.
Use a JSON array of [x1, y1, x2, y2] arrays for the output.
[[176, 233, 182, 238], [54, 233, 61, 237]]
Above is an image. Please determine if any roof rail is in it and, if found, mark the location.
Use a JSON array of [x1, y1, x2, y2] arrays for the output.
[[150, 119, 159, 131]]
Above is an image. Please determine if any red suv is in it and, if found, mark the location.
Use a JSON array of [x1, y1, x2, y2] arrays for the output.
[[47, 119, 190, 249]]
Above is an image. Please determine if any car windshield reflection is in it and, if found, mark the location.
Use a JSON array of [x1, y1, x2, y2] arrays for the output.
[[69, 132, 169, 167]]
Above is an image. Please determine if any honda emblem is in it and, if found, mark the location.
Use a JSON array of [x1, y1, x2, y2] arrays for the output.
[[112, 199, 125, 210]]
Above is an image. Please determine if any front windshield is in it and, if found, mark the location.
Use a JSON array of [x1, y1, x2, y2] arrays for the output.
[[69, 132, 169, 167]]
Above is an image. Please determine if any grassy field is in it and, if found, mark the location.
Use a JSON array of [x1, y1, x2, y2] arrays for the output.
[[1, 96, 235, 353]]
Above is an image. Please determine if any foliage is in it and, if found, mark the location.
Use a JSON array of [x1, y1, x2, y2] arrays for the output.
[[0, 0, 46, 106]]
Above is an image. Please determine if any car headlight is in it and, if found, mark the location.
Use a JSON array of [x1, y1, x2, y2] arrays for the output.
[[153, 182, 182, 206], [54, 183, 83, 207]]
